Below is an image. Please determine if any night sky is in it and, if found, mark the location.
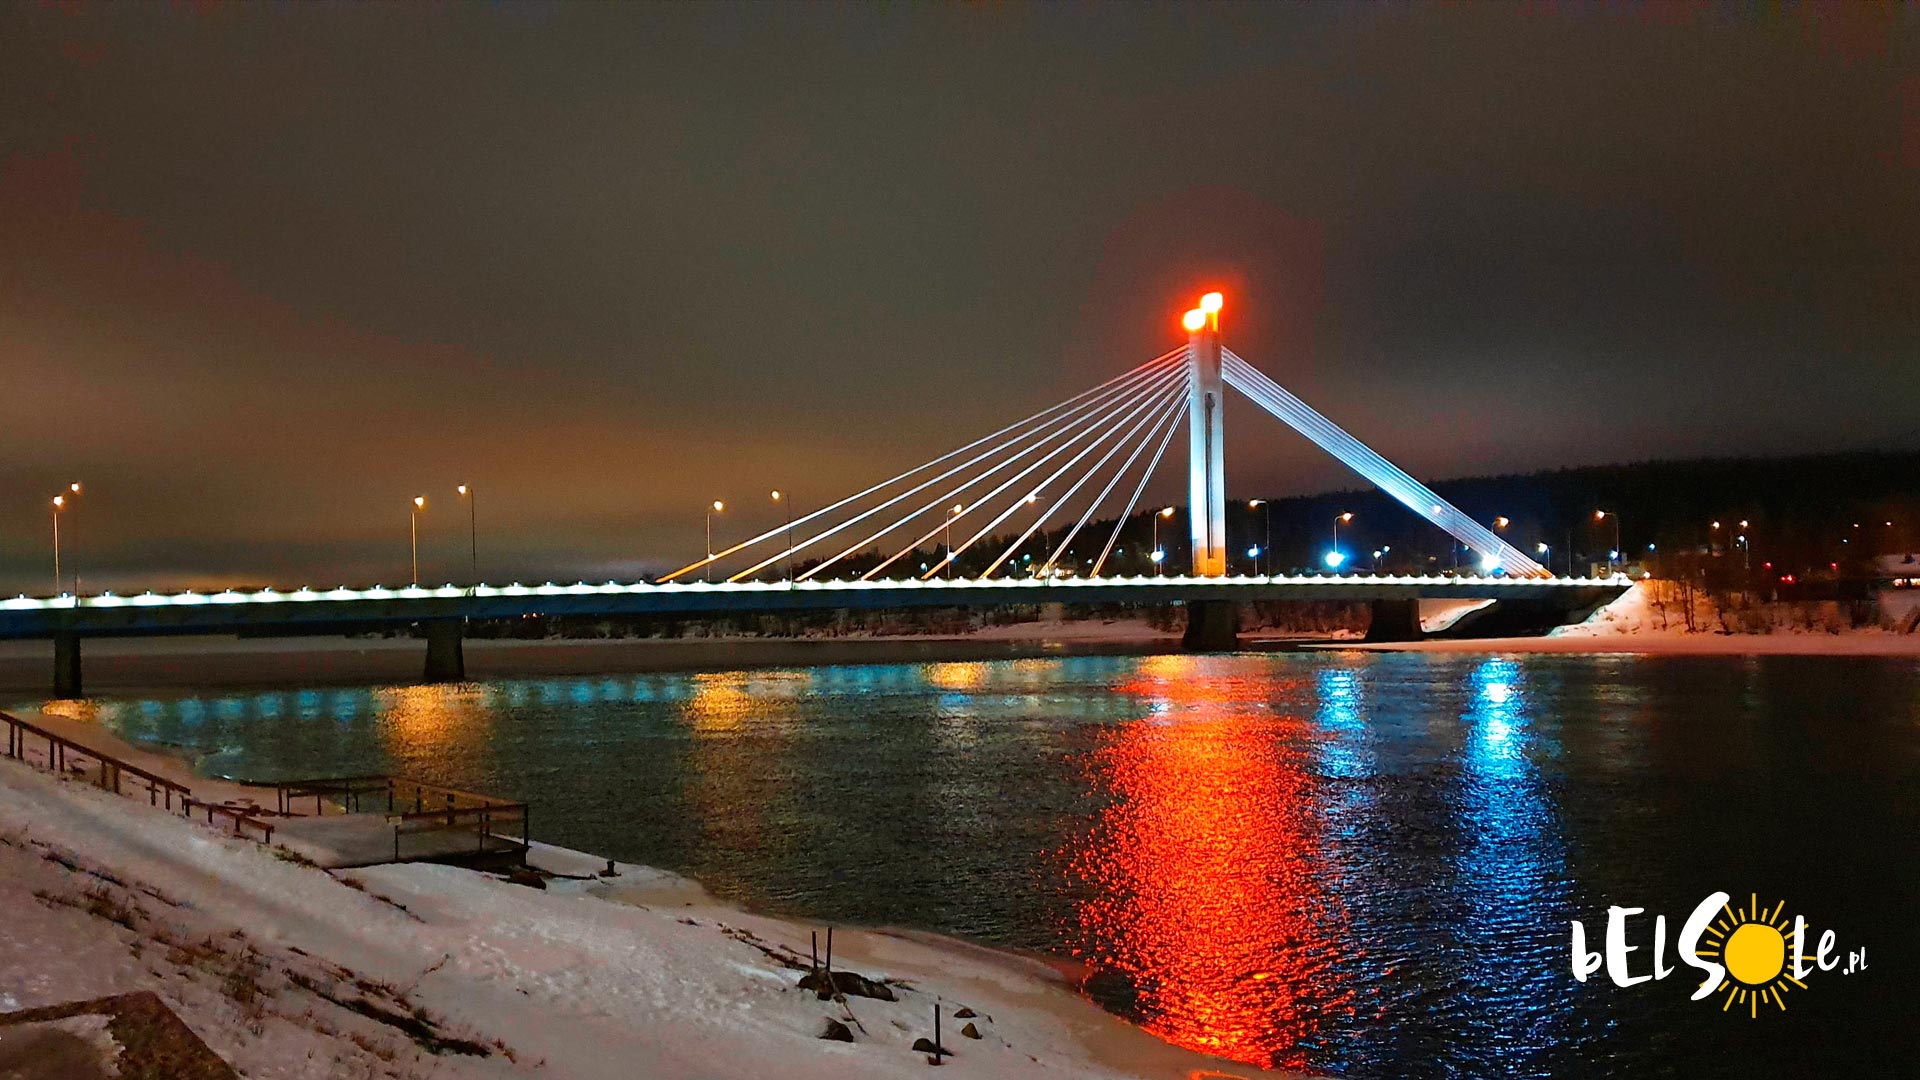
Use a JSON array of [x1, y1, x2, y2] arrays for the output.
[[3, 5, 1916, 592]]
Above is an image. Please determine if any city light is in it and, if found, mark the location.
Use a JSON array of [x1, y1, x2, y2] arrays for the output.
[[1200, 291, 1224, 314], [1324, 551, 1346, 569], [1480, 554, 1501, 572], [1182, 308, 1207, 332]]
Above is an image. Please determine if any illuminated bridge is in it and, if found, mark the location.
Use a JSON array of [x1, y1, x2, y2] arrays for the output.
[[7, 291, 1628, 695]]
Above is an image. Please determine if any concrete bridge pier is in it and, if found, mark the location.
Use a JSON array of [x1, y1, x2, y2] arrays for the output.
[[53, 632, 83, 699], [1181, 600, 1240, 652], [1363, 599, 1424, 643], [422, 620, 466, 682]]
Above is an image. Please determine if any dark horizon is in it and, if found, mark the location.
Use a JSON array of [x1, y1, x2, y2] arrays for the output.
[[5, 5, 1916, 593]]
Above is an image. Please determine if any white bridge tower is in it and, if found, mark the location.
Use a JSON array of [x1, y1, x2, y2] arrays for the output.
[[1184, 294, 1228, 577]]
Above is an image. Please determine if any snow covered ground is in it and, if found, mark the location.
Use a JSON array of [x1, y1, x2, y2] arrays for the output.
[[1345, 583, 1920, 655], [0, 713, 1264, 1080]]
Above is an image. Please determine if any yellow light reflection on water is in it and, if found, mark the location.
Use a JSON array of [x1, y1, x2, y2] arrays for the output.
[[375, 684, 488, 760], [686, 672, 755, 733], [925, 661, 990, 690]]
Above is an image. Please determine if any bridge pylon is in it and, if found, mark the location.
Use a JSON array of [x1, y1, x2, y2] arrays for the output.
[[1184, 295, 1228, 577]]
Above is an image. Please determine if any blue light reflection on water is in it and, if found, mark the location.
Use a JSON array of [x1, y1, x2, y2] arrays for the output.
[[37, 651, 1920, 1079]]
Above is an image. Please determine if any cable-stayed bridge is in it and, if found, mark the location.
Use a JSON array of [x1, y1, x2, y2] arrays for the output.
[[4, 292, 1626, 695]]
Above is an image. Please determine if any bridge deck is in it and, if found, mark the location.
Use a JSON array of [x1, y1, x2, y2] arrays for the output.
[[0, 573, 1631, 639]]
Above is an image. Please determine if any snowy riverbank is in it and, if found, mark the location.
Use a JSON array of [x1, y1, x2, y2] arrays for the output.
[[0, 709, 1264, 1080], [1345, 583, 1920, 656]]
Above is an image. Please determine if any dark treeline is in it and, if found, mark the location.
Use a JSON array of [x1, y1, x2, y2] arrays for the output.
[[787, 450, 1920, 583]]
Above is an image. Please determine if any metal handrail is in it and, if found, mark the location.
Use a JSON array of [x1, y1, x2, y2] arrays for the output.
[[2, 709, 191, 810]]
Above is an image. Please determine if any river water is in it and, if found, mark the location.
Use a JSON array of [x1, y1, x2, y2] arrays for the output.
[[48, 650, 1918, 1078]]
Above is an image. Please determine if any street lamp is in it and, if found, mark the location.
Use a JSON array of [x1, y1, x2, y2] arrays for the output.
[[410, 496, 426, 587], [455, 485, 477, 583], [1595, 510, 1620, 573], [705, 501, 725, 581], [51, 495, 67, 596], [944, 503, 963, 578], [771, 490, 795, 582], [1333, 511, 1353, 561], [1247, 545, 1262, 575], [1249, 499, 1271, 575], [1152, 506, 1175, 576]]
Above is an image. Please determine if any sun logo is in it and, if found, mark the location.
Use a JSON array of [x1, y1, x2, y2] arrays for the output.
[[1693, 893, 1806, 1017]]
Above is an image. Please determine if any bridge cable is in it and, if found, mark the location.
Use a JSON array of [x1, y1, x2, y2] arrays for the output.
[[916, 366, 1186, 580], [849, 360, 1184, 582], [780, 351, 1186, 582], [978, 370, 1189, 579], [1045, 382, 1188, 578], [1090, 382, 1188, 578], [1221, 349, 1550, 577], [914, 371, 1188, 582], [661, 345, 1184, 583]]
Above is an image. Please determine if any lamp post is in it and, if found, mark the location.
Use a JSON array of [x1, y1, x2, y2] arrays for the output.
[[54, 483, 81, 595], [1595, 510, 1620, 573], [1737, 519, 1751, 574], [1152, 506, 1174, 576], [944, 504, 963, 579], [1249, 499, 1271, 575], [51, 495, 66, 596], [771, 490, 792, 582], [1333, 511, 1353, 562], [410, 496, 426, 586], [705, 501, 724, 582], [455, 485, 477, 583]]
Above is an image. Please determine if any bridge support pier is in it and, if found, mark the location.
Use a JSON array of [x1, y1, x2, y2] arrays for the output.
[[53, 633, 83, 699], [423, 620, 466, 682], [1181, 600, 1240, 652], [1363, 599, 1423, 643]]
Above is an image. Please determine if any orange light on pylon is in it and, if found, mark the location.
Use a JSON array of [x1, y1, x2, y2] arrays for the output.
[[1182, 308, 1207, 332]]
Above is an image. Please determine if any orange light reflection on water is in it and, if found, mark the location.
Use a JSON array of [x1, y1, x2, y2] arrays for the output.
[[1066, 657, 1352, 1070], [375, 683, 488, 761]]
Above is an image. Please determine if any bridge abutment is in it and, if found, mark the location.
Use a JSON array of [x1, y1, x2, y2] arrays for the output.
[[53, 633, 82, 698], [1181, 600, 1240, 652], [423, 620, 466, 682]]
